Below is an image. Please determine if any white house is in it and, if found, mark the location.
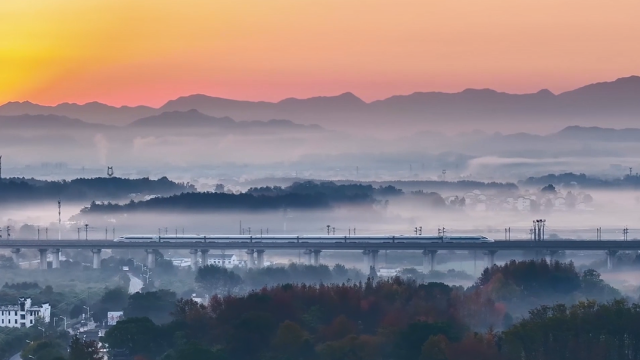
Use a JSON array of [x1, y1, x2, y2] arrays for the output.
[[0, 297, 51, 328], [207, 254, 241, 268]]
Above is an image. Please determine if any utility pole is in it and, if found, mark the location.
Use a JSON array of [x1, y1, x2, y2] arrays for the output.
[[37, 227, 40, 240], [332, 227, 336, 235], [327, 225, 331, 235], [84, 224, 89, 240], [418, 226, 422, 235], [58, 199, 61, 241], [77, 227, 80, 240], [45, 228, 48, 240]]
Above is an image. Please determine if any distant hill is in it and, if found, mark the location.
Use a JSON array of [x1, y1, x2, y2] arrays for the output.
[[2, 76, 640, 133], [0, 110, 322, 133], [0, 114, 112, 129], [128, 109, 323, 131], [128, 109, 236, 128], [552, 126, 640, 142], [0, 101, 156, 126]]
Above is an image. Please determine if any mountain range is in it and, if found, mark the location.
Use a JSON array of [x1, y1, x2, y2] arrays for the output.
[[0, 110, 323, 132], [1, 76, 640, 133]]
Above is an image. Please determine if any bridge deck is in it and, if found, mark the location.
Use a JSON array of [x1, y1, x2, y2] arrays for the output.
[[0, 239, 638, 251]]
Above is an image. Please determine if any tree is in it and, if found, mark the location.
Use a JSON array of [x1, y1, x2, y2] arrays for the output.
[[168, 342, 225, 360], [92, 287, 129, 324], [225, 312, 276, 359], [0, 255, 17, 269], [271, 321, 309, 359], [195, 265, 242, 295], [565, 191, 577, 209], [420, 335, 449, 360], [331, 264, 349, 279], [70, 304, 85, 319], [124, 290, 177, 324], [540, 184, 557, 194], [22, 340, 65, 360], [68, 336, 103, 360], [103, 317, 162, 358]]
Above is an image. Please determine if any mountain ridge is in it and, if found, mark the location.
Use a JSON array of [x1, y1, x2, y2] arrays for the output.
[[2, 75, 639, 132]]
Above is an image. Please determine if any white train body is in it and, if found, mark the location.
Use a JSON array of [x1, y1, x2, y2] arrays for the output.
[[114, 234, 494, 243]]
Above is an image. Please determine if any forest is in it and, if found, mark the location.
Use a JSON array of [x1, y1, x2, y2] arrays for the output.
[[78, 181, 454, 215], [520, 172, 640, 189], [1, 253, 636, 360], [0, 177, 194, 204], [101, 261, 635, 360]]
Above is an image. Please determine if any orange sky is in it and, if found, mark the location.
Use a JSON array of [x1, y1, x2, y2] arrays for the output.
[[1, 0, 639, 107]]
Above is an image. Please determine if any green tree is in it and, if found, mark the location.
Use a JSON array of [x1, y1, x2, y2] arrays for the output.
[[124, 290, 177, 324], [225, 312, 276, 359], [68, 336, 102, 360], [420, 335, 449, 360], [271, 321, 309, 358], [195, 265, 242, 295], [102, 317, 161, 358], [22, 340, 65, 360]]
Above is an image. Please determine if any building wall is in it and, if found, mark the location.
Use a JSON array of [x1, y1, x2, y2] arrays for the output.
[[0, 298, 50, 328]]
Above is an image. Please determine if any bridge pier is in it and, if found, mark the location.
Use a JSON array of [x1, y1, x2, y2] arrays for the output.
[[200, 249, 209, 267], [145, 249, 156, 269], [38, 249, 48, 270], [256, 249, 265, 268], [422, 250, 437, 272], [362, 250, 371, 270], [246, 249, 255, 268], [51, 249, 61, 269], [10, 248, 20, 266], [304, 249, 313, 265], [606, 250, 618, 270], [190, 249, 199, 270], [370, 250, 379, 270], [312, 250, 322, 266], [484, 250, 498, 268], [91, 249, 102, 269]]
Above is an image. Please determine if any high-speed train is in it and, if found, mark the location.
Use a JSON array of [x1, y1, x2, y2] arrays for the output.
[[114, 234, 494, 243]]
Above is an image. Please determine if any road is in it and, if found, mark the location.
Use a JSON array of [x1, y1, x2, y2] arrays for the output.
[[128, 273, 143, 294]]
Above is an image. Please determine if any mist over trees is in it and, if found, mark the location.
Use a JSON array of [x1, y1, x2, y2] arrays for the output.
[[98, 258, 635, 360], [0, 176, 194, 204], [78, 181, 457, 214], [520, 172, 640, 189]]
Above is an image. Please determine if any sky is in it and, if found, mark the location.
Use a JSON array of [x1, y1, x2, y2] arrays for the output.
[[1, 0, 639, 107]]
